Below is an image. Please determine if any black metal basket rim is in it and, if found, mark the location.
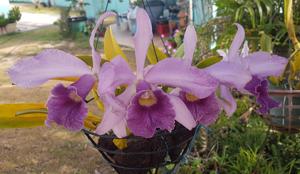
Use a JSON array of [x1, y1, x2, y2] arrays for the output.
[[95, 136, 193, 155], [81, 125, 195, 140], [101, 157, 181, 171]]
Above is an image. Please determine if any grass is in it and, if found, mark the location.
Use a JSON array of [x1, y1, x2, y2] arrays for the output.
[[14, 3, 62, 15], [0, 26, 61, 47], [0, 25, 93, 51], [14, 3, 82, 17]]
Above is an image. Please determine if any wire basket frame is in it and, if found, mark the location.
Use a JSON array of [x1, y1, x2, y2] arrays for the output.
[[82, 124, 202, 174], [86, 1, 200, 173], [266, 90, 300, 133]]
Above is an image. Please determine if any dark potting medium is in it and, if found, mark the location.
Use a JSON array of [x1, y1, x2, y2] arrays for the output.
[[82, 123, 200, 174]]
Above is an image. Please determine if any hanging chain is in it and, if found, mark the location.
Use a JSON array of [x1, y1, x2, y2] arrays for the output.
[[95, 0, 110, 49], [141, 0, 171, 59]]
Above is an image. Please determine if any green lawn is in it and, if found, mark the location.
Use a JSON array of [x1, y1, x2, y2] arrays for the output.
[[0, 26, 94, 52]]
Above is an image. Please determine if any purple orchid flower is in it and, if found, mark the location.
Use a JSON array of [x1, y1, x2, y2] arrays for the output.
[[96, 8, 218, 138], [167, 25, 221, 126], [179, 25, 251, 120], [240, 42, 287, 114], [8, 12, 116, 131], [205, 24, 288, 115]]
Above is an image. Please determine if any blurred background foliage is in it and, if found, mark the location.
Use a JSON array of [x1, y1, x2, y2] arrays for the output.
[[194, 0, 300, 62], [183, 1, 300, 171]]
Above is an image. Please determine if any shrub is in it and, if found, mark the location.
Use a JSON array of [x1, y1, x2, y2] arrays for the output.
[[8, 7, 22, 23], [0, 14, 8, 27]]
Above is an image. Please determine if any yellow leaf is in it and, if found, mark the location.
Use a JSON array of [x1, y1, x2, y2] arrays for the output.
[[289, 51, 300, 81], [0, 104, 100, 130], [196, 56, 222, 68], [284, 0, 300, 49], [77, 55, 93, 67], [113, 138, 128, 150], [53, 77, 79, 82], [92, 89, 104, 111], [146, 44, 168, 64], [83, 114, 101, 131], [104, 27, 128, 61], [103, 16, 117, 26], [0, 103, 46, 128], [269, 76, 281, 86]]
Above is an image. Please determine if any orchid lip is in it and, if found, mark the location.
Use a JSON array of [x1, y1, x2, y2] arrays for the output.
[[138, 90, 157, 107]]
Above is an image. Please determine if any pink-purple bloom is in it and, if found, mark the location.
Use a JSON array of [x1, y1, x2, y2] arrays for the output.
[[244, 76, 279, 114], [96, 8, 219, 138], [7, 7, 287, 139], [205, 24, 288, 115], [46, 74, 95, 131], [8, 12, 116, 131], [171, 25, 221, 125], [179, 92, 220, 126]]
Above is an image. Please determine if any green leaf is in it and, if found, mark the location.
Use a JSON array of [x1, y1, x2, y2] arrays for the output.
[[174, 44, 184, 58], [254, 0, 264, 25], [196, 56, 222, 69], [259, 31, 273, 52], [235, 7, 243, 22], [235, 5, 256, 28], [146, 44, 168, 64], [245, 6, 257, 28], [261, 0, 273, 16]]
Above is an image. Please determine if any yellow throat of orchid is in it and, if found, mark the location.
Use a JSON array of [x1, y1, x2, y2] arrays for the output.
[[185, 93, 199, 102], [138, 90, 157, 107], [69, 91, 82, 103]]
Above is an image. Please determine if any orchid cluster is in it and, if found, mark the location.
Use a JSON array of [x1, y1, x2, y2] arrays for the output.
[[8, 8, 288, 139]]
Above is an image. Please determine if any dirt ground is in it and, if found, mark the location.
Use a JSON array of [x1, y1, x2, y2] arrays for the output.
[[0, 25, 135, 174]]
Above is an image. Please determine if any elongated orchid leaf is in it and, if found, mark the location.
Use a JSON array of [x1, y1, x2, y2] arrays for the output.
[[196, 56, 222, 69], [77, 55, 93, 67], [104, 27, 128, 61], [53, 77, 79, 82], [0, 104, 100, 130], [76, 55, 110, 67], [146, 44, 168, 64], [289, 51, 300, 81], [284, 0, 300, 49], [0, 104, 46, 128]]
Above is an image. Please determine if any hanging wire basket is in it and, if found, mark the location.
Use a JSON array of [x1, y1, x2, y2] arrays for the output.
[[82, 1, 201, 173], [266, 90, 300, 133], [82, 124, 201, 174]]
